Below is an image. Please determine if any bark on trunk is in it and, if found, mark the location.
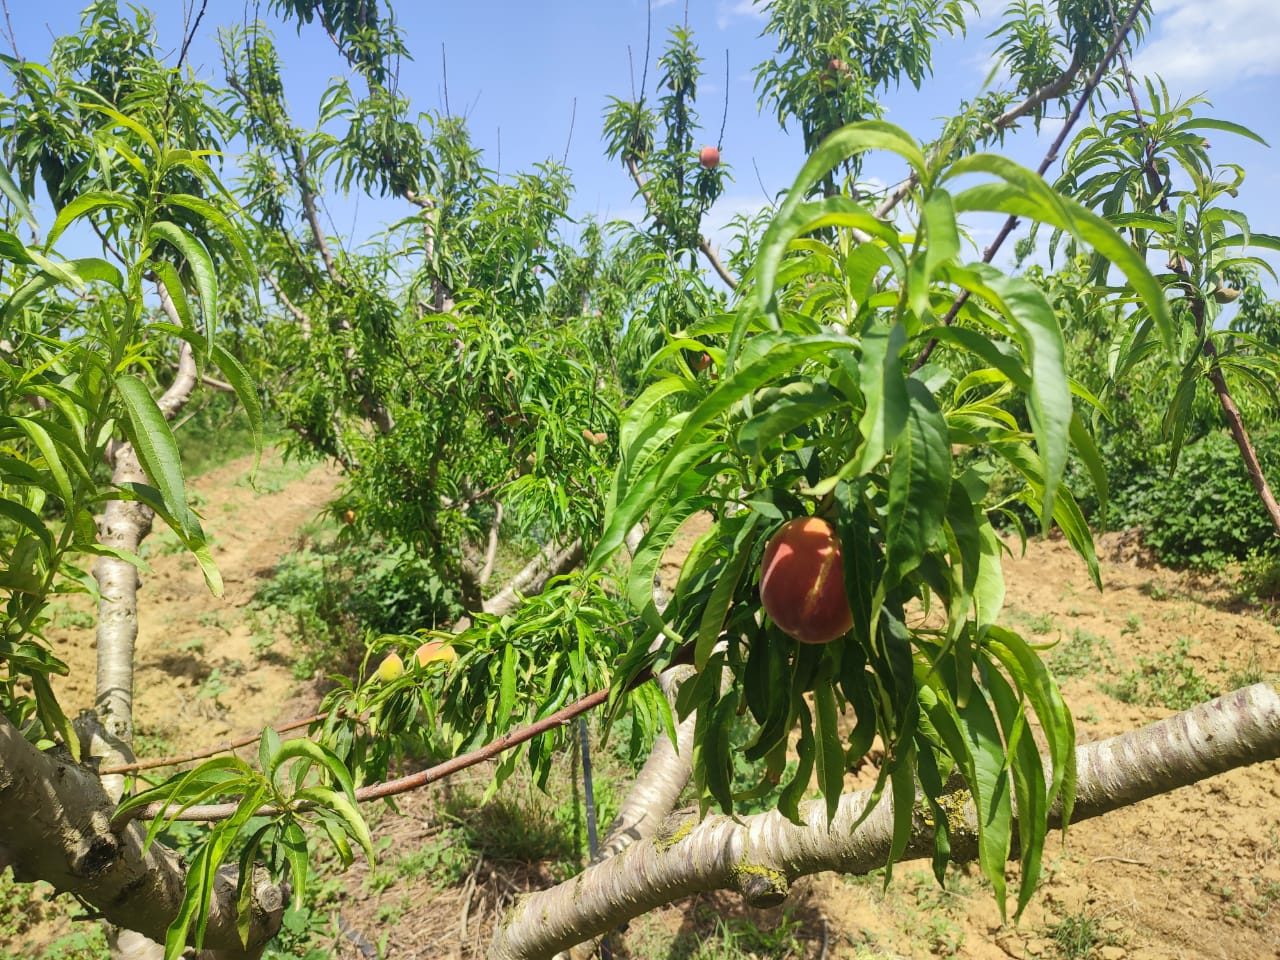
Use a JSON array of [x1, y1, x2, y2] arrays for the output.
[[93, 439, 153, 786], [489, 682, 1280, 960], [482, 539, 584, 617], [0, 714, 285, 956], [94, 340, 199, 794], [559, 667, 698, 960]]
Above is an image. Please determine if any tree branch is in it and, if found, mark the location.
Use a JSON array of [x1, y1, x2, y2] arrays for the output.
[[290, 144, 340, 286], [482, 539, 584, 618], [489, 682, 1280, 960], [0, 714, 285, 955], [261, 270, 312, 337], [624, 156, 738, 290], [865, 45, 1086, 233], [478, 502, 504, 587], [911, 0, 1147, 371]]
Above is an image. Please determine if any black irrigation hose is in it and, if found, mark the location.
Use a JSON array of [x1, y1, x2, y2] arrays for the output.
[[579, 716, 613, 960]]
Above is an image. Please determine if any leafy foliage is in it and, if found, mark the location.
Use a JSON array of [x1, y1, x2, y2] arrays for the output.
[[588, 118, 1181, 916], [0, 1, 260, 761], [0, 2, 1276, 956], [1113, 430, 1280, 568]]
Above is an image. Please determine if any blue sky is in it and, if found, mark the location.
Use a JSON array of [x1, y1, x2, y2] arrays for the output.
[[5, 1, 1279, 282]]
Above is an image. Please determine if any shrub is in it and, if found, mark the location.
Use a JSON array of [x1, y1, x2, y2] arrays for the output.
[[1111, 429, 1280, 568], [251, 539, 460, 678]]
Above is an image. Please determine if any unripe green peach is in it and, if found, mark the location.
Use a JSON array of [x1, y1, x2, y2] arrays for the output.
[[758, 517, 853, 644], [377, 653, 405, 682]]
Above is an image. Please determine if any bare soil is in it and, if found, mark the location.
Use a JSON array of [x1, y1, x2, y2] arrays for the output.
[[10, 458, 1280, 959]]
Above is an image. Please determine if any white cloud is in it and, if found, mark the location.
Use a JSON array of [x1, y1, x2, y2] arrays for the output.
[[716, 0, 766, 30], [1130, 0, 1280, 90]]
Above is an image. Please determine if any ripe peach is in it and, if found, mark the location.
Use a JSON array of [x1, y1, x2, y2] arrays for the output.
[[758, 517, 853, 644], [693, 352, 712, 372], [414, 640, 457, 668], [377, 653, 405, 682], [342, 508, 356, 525], [699, 145, 720, 169]]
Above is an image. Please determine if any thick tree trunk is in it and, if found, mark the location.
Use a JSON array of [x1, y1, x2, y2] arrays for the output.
[[93, 439, 153, 787], [490, 682, 1280, 960], [94, 338, 199, 791], [0, 714, 285, 956]]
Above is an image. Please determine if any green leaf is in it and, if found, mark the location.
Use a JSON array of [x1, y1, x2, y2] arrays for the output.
[[885, 379, 951, 588], [149, 221, 218, 349], [265, 737, 356, 799], [948, 156, 1175, 352], [740, 120, 920, 359], [31, 672, 78, 762], [985, 627, 1076, 827], [1172, 117, 1268, 146], [210, 344, 264, 467], [258, 726, 282, 775], [280, 821, 311, 909], [974, 521, 1006, 630], [813, 671, 845, 823], [114, 375, 193, 539], [910, 188, 961, 319], [78, 102, 160, 153], [851, 321, 909, 475], [236, 823, 272, 946], [0, 498, 53, 555], [957, 688, 1013, 919], [44, 190, 139, 250], [9, 417, 74, 508], [0, 229, 33, 264], [1069, 411, 1109, 522], [965, 266, 1071, 526], [161, 193, 254, 280], [589, 438, 722, 573], [293, 786, 374, 861], [498, 643, 517, 726], [151, 261, 195, 337], [777, 706, 815, 824], [987, 664, 1048, 919], [737, 382, 847, 460], [694, 691, 736, 814], [885, 740, 917, 887], [3, 257, 123, 318], [0, 164, 38, 229], [696, 514, 761, 670]]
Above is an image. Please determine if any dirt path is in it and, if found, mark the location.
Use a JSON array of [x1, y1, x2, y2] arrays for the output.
[[49, 449, 342, 755]]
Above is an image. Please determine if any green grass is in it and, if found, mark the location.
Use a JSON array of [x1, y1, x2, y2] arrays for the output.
[[363, 827, 473, 894], [1048, 628, 1113, 678], [624, 906, 807, 960], [0, 872, 107, 960], [1048, 912, 1107, 959], [1103, 637, 1217, 710]]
